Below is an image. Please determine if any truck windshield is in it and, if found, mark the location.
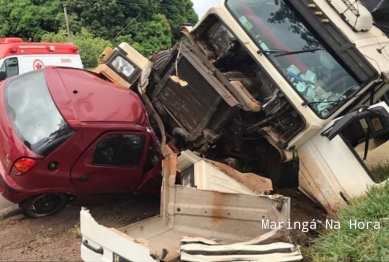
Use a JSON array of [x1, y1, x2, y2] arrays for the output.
[[226, 0, 361, 118], [5, 70, 75, 156]]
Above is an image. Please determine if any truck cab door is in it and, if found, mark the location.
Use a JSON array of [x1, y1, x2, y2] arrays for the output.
[[0, 57, 21, 81], [298, 102, 389, 213], [70, 131, 151, 195]]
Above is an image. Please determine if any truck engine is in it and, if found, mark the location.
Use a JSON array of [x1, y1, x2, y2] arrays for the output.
[[145, 18, 305, 185]]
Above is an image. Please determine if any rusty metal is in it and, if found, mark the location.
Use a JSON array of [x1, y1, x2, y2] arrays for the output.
[[160, 248, 168, 262], [111, 149, 291, 261], [230, 80, 262, 112], [80, 147, 294, 262], [151, 42, 239, 142], [137, 61, 167, 146], [204, 159, 273, 193], [150, 41, 271, 143]]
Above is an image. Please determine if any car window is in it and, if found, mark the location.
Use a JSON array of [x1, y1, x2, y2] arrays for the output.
[[92, 134, 145, 167], [5, 70, 75, 156]]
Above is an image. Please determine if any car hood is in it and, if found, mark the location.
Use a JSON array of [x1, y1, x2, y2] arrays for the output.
[[45, 67, 82, 130]]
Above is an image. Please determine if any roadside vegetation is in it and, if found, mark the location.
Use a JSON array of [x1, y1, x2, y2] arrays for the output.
[[41, 29, 112, 70], [0, 0, 198, 68], [307, 162, 389, 261], [71, 223, 81, 239]]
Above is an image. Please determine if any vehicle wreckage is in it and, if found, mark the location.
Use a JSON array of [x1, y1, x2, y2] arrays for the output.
[[93, 0, 389, 212], [81, 146, 304, 261], [79, 0, 389, 261]]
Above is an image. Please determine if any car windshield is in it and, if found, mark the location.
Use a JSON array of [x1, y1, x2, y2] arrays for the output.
[[5, 70, 75, 156], [226, 0, 361, 118]]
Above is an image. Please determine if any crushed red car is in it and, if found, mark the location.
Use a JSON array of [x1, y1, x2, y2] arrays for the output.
[[0, 66, 161, 218]]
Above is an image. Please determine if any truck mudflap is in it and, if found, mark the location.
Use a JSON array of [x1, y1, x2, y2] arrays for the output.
[[298, 102, 389, 213], [80, 146, 302, 262]]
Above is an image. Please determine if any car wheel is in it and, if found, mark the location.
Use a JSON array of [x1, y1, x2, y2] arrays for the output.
[[19, 194, 70, 218]]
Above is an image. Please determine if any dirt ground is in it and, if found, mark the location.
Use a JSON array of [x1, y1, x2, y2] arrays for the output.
[[0, 196, 160, 261], [0, 190, 325, 261]]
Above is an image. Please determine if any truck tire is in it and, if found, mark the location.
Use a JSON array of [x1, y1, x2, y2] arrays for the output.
[[148, 50, 172, 97], [19, 193, 70, 218], [153, 51, 171, 75]]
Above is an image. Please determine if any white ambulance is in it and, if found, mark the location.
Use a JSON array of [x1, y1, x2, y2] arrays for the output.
[[0, 37, 83, 81]]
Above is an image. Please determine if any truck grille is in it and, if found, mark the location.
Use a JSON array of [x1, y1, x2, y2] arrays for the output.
[[157, 56, 222, 134], [152, 42, 239, 142]]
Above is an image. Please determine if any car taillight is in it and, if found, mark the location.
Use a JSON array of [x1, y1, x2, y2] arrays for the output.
[[11, 158, 38, 176]]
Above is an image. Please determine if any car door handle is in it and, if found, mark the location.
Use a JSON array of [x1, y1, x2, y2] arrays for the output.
[[79, 174, 91, 182], [83, 240, 104, 255]]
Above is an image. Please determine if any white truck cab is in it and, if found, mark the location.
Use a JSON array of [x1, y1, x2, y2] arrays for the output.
[[0, 37, 83, 81]]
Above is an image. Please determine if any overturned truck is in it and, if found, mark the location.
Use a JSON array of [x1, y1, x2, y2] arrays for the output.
[[95, 0, 389, 214], [79, 0, 389, 261]]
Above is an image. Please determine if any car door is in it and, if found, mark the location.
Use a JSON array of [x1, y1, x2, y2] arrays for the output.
[[298, 102, 389, 213], [70, 131, 150, 194]]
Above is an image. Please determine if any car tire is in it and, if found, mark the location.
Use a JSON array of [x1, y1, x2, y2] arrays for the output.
[[19, 194, 70, 218]]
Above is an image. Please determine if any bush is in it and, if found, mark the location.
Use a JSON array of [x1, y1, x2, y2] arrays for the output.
[[41, 28, 112, 69]]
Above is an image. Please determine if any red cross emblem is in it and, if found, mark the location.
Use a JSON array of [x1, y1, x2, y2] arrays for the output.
[[33, 59, 44, 70]]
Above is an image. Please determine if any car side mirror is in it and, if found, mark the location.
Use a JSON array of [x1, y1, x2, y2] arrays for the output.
[[0, 71, 7, 81]]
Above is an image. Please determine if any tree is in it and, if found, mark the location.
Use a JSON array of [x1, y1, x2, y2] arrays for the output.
[[0, 0, 199, 63], [64, 0, 198, 41], [158, 0, 198, 40], [65, 0, 161, 41], [0, 0, 64, 41], [41, 29, 112, 68], [117, 14, 173, 57]]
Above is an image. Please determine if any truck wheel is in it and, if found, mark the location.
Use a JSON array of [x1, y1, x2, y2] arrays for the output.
[[153, 51, 171, 75], [19, 194, 70, 218], [149, 50, 171, 97]]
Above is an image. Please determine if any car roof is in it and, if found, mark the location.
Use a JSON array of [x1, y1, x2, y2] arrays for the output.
[[48, 66, 150, 126]]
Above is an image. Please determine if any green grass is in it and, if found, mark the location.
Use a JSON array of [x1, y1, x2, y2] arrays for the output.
[[71, 223, 81, 238], [371, 161, 389, 182], [0, 220, 8, 229], [306, 165, 389, 262]]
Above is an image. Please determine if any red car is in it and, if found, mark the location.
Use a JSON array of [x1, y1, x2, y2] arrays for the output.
[[0, 66, 161, 218]]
